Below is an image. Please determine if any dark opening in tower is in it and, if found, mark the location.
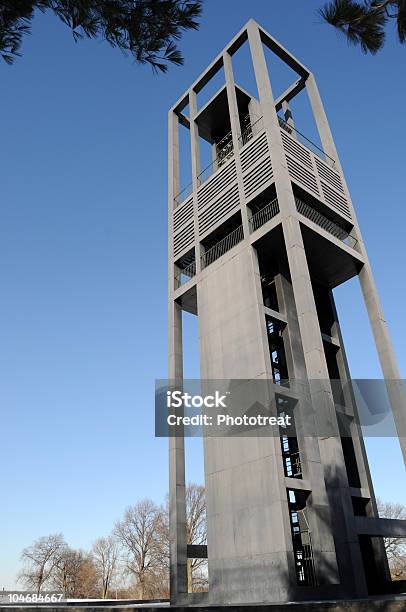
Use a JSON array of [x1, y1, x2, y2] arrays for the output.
[[266, 316, 289, 385], [287, 489, 317, 587]]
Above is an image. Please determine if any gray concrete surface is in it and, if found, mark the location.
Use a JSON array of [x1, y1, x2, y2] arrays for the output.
[[167, 18, 406, 607]]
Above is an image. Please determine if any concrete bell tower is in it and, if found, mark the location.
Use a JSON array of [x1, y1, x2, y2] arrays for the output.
[[167, 19, 406, 606]]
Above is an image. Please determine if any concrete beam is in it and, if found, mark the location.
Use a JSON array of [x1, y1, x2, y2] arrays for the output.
[[274, 78, 306, 111], [355, 517, 406, 538], [187, 544, 208, 559]]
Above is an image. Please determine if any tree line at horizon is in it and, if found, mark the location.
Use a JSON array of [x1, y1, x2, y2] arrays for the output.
[[17, 483, 207, 600], [16, 494, 406, 599]]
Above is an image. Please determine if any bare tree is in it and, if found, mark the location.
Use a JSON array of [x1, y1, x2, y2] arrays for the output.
[[185, 483, 207, 593], [17, 485, 207, 599], [18, 534, 66, 595], [114, 499, 164, 599], [91, 536, 119, 599], [74, 556, 99, 598], [161, 483, 207, 593], [52, 548, 98, 598], [151, 505, 171, 599], [378, 498, 406, 580]]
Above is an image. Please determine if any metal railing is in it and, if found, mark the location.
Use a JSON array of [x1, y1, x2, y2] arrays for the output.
[[175, 260, 196, 286], [296, 530, 317, 587], [215, 130, 234, 163], [289, 506, 318, 587], [284, 451, 302, 478], [174, 182, 193, 207], [278, 115, 293, 134], [249, 197, 280, 233], [175, 116, 336, 204], [201, 225, 244, 269], [197, 161, 216, 187], [278, 116, 336, 168], [238, 115, 264, 148], [197, 133, 235, 187], [295, 197, 358, 249]]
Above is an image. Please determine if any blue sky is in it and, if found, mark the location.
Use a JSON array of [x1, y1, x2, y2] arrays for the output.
[[0, 0, 405, 589]]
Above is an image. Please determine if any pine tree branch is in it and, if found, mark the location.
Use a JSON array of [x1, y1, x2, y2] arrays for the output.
[[0, 0, 202, 69]]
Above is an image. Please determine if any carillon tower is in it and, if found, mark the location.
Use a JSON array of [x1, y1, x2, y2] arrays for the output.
[[167, 19, 406, 606]]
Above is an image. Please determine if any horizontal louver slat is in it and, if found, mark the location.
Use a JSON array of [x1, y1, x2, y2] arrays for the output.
[[315, 158, 344, 194], [244, 157, 273, 199], [173, 221, 194, 258], [173, 197, 193, 232], [321, 182, 352, 219], [198, 185, 239, 236], [286, 156, 319, 195], [197, 161, 236, 210], [281, 132, 313, 169], [240, 133, 268, 174]]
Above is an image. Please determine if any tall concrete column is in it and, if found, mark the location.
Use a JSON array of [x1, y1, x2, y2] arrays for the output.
[[189, 90, 203, 275], [168, 302, 188, 599], [168, 110, 187, 601], [282, 100, 295, 129], [305, 74, 339, 164], [306, 73, 406, 465], [247, 20, 369, 595], [223, 51, 250, 237], [328, 290, 392, 583], [359, 264, 406, 464]]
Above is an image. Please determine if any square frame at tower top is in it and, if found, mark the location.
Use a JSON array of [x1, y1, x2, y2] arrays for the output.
[[170, 19, 311, 117]]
